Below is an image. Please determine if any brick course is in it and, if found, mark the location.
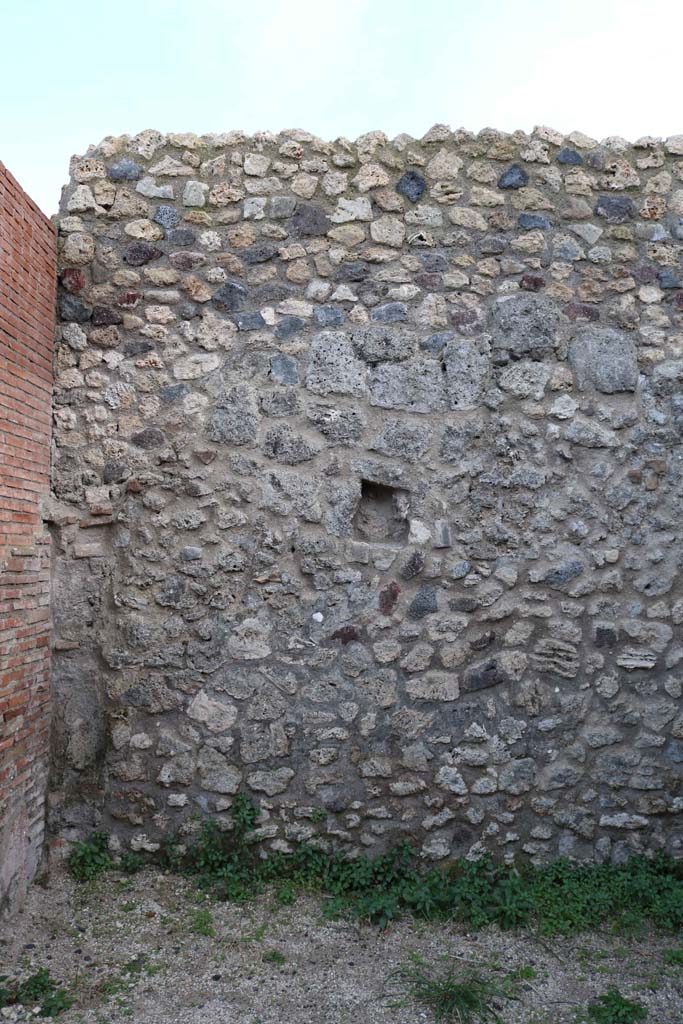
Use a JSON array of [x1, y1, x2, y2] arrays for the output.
[[0, 162, 55, 917]]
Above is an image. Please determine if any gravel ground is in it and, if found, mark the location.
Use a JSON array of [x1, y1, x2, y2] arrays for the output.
[[2, 867, 682, 1024]]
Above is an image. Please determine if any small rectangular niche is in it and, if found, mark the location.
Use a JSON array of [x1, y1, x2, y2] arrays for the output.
[[353, 479, 409, 543]]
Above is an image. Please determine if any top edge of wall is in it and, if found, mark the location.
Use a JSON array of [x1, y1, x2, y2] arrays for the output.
[[68, 125, 683, 169]]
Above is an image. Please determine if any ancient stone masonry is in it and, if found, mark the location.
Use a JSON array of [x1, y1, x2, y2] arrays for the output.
[[50, 126, 683, 866], [0, 163, 56, 916]]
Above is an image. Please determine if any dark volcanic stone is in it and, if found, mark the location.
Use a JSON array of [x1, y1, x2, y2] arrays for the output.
[[59, 294, 92, 322], [585, 150, 605, 171], [314, 305, 345, 327], [462, 657, 508, 692], [449, 596, 480, 613], [123, 339, 155, 357], [91, 305, 123, 326], [155, 575, 186, 608], [131, 427, 165, 449], [396, 170, 426, 203], [557, 148, 583, 165], [251, 283, 296, 304], [242, 243, 278, 264], [664, 740, 683, 764], [498, 164, 528, 189], [270, 354, 299, 385], [108, 158, 143, 181], [212, 281, 248, 312], [159, 383, 190, 404], [470, 631, 495, 651], [543, 560, 584, 587], [479, 235, 506, 255], [420, 330, 454, 354], [518, 213, 551, 230], [123, 242, 163, 266], [274, 316, 306, 339], [290, 203, 330, 236], [235, 311, 265, 331], [61, 268, 85, 294], [521, 274, 545, 292], [400, 551, 425, 580], [169, 251, 206, 270], [407, 586, 438, 619], [658, 269, 681, 289], [102, 461, 130, 484], [154, 205, 181, 229], [420, 252, 449, 273], [336, 261, 370, 282], [595, 625, 617, 647], [594, 195, 636, 223], [167, 228, 196, 246], [371, 302, 407, 323]]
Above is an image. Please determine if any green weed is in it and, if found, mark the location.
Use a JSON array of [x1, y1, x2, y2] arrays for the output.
[[575, 987, 647, 1023], [390, 962, 507, 1022], [189, 908, 214, 936], [261, 950, 286, 966], [0, 968, 73, 1018], [119, 852, 144, 875]]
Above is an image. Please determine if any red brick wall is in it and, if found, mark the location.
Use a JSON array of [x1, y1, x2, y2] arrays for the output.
[[0, 162, 56, 917]]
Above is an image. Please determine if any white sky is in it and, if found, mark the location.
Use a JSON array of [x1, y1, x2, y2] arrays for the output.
[[2, 0, 683, 215]]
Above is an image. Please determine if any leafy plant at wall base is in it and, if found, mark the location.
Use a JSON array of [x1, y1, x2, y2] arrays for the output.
[[67, 831, 112, 882], [231, 793, 258, 838], [67, 808, 683, 939], [119, 851, 144, 875], [576, 988, 647, 1024], [157, 833, 183, 873]]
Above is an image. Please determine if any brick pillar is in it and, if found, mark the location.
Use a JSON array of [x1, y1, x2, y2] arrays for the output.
[[0, 162, 56, 917]]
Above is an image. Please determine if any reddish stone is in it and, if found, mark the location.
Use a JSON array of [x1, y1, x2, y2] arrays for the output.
[[633, 265, 657, 285], [379, 580, 401, 616], [61, 267, 85, 293], [565, 302, 600, 322], [117, 291, 141, 308], [449, 303, 485, 335], [332, 625, 359, 645], [520, 274, 544, 292], [415, 273, 443, 290], [126, 478, 143, 493]]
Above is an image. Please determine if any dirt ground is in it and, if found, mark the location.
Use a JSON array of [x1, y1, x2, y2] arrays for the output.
[[2, 867, 682, 1024]]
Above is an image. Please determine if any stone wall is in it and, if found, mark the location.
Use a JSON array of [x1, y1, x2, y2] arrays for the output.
[[0, 162, 56, 916], [51, 126, 683, 865]]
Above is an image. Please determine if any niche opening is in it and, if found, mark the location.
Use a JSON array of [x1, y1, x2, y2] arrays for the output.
[[353, 480, 409, 543]]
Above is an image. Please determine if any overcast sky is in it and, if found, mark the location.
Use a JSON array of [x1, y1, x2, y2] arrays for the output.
[[3, 0, 683, 215]]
